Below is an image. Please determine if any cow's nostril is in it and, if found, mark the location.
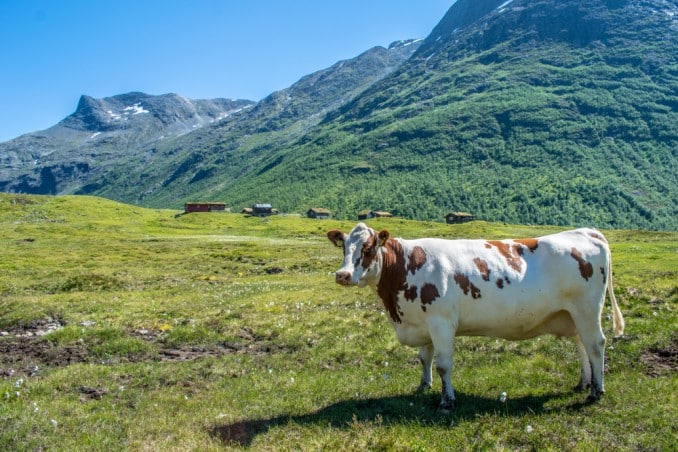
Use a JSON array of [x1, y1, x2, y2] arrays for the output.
[[335, 271, 351, 285]]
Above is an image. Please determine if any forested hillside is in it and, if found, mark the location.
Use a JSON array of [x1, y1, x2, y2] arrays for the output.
[[122, 0, 677, 230]]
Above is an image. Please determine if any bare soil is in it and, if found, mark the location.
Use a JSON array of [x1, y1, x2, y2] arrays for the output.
[[640, 336, 678, 377], [0, 321, 292, 378]]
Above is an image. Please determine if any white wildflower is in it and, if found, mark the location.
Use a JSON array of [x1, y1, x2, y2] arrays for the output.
[[526, 425, 533, 433], [14, 378, 24, 388], [50, 419, 58, 428], [500, 391, 507, 403]]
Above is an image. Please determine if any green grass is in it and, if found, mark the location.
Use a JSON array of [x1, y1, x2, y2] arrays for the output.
[[0, 194, 676, 450]]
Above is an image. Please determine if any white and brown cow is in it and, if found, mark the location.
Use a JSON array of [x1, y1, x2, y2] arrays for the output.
[[327, 223, 624, 410]]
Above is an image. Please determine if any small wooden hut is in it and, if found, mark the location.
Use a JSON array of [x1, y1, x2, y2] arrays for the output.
[[184, 202, 228, 213], [445, 212, 476, 224], [307, 208, 331, 219]]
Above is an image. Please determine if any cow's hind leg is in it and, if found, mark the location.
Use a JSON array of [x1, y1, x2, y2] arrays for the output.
[[574, 335, 592, 392], [430, 323, 455, 410], [416, 343, 434, 392], [572, 316, 606, 402]]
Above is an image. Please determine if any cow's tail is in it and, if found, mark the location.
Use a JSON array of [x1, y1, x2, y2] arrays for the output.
[[606, 246, 625, 337]]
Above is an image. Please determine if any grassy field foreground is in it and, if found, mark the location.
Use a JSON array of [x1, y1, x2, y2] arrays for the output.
[[0, 194, 675, 450]]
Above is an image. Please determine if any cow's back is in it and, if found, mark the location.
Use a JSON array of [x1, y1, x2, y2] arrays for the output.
[[396, 229, 610, 341]]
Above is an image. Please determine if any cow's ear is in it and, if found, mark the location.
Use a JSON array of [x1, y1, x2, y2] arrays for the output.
[[378, 229, 390, 247], [327, 230, 345, 247]]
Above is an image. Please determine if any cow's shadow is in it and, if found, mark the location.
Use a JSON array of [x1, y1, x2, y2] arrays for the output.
[[209, 390, 585, 447]]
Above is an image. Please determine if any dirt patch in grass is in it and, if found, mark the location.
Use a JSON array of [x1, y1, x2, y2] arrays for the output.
[[0, 323, 293, 377], [641, 336, 678, 377], [0, 319, 87, 377], [0, 337, 89, 377], [158, 341, 291, 362], [75, 386, 108, 401]]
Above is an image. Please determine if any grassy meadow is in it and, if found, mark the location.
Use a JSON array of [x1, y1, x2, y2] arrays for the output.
[[0, 194, 675, 450]]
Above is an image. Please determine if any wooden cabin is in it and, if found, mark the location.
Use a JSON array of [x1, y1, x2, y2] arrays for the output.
[[184, 202, 228, 213], [252, 203, 278, 217], [307, 208, 331, 219], [445, 212, 476, 224], [358, 210, 393, 220]]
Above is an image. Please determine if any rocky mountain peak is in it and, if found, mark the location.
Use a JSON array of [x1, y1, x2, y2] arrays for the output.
[[416, 0, 676, 62], [59, 91, 255, 134]]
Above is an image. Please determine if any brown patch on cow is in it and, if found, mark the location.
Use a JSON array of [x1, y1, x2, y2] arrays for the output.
[[515, 238, 539, 253], [473, 258, 491, 281], [404, 285, 418, 302], [420, 283, 440, 305], [570, 247, 593, 281], [359, 234, 379, 270], [588, 232, 607, 243], [496, 278, 504, 289], [485, 241, 524, 273], [454, 273, 481, 299], [377, 238, 407, 323], [407, 246, 427, 275]]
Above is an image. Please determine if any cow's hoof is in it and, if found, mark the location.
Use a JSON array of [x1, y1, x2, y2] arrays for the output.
[[573, 382, 590, 393], [584, 394, 598, 404], [585, 390, 604, 404], [438, 399, 455, 413]]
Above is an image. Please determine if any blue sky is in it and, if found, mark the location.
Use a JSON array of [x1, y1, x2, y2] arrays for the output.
[[0, 1, 453, 142]]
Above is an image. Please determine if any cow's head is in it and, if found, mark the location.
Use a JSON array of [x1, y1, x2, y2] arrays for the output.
[[327, 222, 390, 287]]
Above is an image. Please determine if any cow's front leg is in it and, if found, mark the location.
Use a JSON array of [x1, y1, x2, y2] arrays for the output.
[[430, 323, 455, 411], [574, 335, 591, 392], [416, 343, 434, 392], [436, 348, 455, 410]]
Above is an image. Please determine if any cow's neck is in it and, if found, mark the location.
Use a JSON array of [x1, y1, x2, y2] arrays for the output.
[[375, 238, 407, 324]]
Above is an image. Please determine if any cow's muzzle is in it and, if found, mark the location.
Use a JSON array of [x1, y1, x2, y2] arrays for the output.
[[335, 270, 353, 286]]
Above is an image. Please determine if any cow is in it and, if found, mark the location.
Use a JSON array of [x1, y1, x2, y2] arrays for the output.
[[327, 223, 624, 410]]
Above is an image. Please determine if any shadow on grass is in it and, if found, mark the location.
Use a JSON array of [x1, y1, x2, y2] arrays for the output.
[[210, 390, 585, 447]]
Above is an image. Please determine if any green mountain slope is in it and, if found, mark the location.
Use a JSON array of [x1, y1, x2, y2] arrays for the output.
[[87, 41, 422, 205], [305, 0, 678, 228], [109, 0, 676, 230]]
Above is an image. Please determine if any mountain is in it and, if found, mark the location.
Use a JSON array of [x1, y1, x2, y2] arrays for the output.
[[173, 0, 674, 230], [1, 0, 676, 230], [0, 92, 255, 195], [0, 40, 421, 198], [72, 40, 424, 202]]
